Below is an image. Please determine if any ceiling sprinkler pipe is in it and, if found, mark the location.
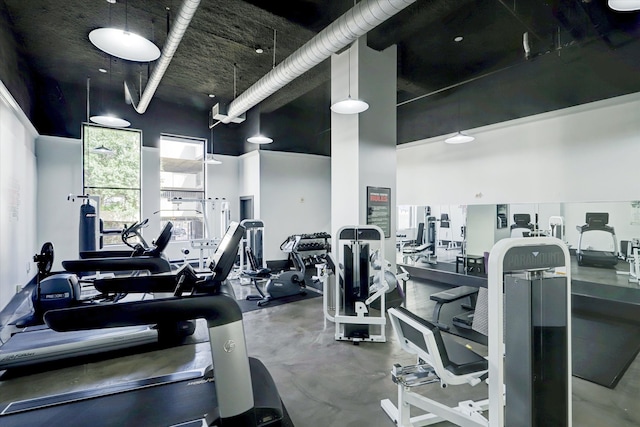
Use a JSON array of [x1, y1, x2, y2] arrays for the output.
[[127, 0, 201, 114], [222, 0, 416, 123]]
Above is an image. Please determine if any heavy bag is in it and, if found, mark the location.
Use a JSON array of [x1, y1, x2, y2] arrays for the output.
[[79, 202, 97, 252]]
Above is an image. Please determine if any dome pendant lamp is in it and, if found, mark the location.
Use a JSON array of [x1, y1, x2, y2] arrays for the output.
[[445, 40, 474, 145], [608, 0, 640, 11], [247, 104, 273, 145], [331, 42, 369, 115], [86, 77, 130, 130], [89, 0, 161, 62]]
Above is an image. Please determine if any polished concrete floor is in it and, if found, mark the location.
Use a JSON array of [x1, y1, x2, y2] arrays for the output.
[[235, 277, 640, 427], [0, 276, 638, 426]]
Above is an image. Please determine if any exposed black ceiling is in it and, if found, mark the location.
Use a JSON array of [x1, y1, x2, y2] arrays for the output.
[[3, 0, 640, 156]]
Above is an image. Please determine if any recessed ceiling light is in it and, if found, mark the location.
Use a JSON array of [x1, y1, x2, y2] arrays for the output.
[[106, 0, 116, 3], [208, 94, 215, 98], [89, 28, 161, 62], [98, 68, 108, 73], [255, 47, 264, 54], [454, 36, 464, 42]]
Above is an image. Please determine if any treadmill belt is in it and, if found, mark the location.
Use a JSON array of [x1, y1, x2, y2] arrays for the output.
[[572, 313, 640, 388], [0, 370, 218, 427]]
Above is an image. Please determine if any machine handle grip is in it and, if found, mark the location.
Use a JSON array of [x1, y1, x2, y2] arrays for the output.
[[44, 294, 242, 331]]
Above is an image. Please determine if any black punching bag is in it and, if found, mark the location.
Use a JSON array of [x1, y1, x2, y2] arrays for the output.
[[79, 201, 97, 252]]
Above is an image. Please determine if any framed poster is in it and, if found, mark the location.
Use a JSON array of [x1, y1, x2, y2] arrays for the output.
[[366, 186, 391, 238]]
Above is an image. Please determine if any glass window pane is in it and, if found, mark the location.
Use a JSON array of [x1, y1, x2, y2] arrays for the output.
[[89, 188, 141, 245], [159, 134, 206, 243], [83, 125, 141, 189]]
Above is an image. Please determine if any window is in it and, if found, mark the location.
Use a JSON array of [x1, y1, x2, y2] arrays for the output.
[[83, 124, 141, 245], [159, 134, 206, 242], [397, 205, 416, 230]]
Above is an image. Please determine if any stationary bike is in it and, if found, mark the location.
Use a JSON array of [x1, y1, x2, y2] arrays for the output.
[[244, 247, 306, 306]]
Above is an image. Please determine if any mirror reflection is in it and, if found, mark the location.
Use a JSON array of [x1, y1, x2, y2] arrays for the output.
[[397, 201, 640, 288]]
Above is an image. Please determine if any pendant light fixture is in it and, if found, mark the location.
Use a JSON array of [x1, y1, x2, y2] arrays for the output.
[[608, 0, 640, 11], [245, 52, 273, 145], [445, 38, 474, 145], [330, 41, 369, 115], [246, 107, 273, 145], [89, 0, 161, 62], [445, 132, 475, 144], [206, 124, 222, 165], [87, 72, 130, 130]]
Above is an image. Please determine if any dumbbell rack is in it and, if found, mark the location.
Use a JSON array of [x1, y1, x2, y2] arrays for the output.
[[281, 232, 331, 293]]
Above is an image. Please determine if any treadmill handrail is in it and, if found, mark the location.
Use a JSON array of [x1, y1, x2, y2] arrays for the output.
[[43, 294, 258, 423], [44, 294, 242, 331], [62, 256, 171, 274]]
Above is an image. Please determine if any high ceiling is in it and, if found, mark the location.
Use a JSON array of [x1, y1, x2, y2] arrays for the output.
[[3, 0, 640, 156]]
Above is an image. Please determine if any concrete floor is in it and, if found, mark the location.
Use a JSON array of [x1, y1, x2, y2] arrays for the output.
[[236, 278, 640, 427], [0, 276, 637, 426]]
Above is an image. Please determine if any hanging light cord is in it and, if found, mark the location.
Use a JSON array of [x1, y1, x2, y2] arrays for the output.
[[272, 28, 277, 69], [233, 63, 237, 99]]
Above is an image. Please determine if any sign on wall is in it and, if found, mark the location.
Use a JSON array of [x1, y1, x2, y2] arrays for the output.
[[367, 186, 391, 238]]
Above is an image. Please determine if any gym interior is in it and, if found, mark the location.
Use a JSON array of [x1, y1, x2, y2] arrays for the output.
[[1, 1, 639, 426]]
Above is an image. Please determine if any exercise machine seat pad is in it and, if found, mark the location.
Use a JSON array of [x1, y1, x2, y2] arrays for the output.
[[430, 286, 478, 303]]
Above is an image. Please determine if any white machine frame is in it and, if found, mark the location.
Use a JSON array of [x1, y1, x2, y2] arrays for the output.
[[171, 197, 230, 269], [617, 240, 639, 284], [239, 219, 267, 271], [488, 236, 572, 427], [381, 237, 572, 427], [323, 225, 387, 343], [381, 307, 490, 427]]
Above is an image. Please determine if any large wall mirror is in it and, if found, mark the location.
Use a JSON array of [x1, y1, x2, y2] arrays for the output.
[[397, 200, 640, 289]]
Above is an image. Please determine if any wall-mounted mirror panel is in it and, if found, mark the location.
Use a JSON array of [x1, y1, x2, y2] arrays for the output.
[[397, 204, 467, 271], [397, 200, 640, 288]]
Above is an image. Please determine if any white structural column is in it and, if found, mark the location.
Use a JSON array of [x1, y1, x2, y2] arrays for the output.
[[331, 38, 397, 267]]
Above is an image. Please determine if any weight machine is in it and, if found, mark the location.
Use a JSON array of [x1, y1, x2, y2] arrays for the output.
[[381, 237, 572, 427], [170, 197, 230, 269], [323, 225, 388, 343]]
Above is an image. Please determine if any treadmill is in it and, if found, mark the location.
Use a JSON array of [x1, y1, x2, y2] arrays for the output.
[[576, 212, 619, 267], [0, 222, 184, 370], [0, 222, 290, 426]]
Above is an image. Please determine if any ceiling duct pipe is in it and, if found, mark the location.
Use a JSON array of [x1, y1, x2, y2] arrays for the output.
[[125, 0, 200, 114], [221, 0, 416, 124]]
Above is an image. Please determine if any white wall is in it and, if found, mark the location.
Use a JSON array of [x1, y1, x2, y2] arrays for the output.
[[238, 151, 261, 219], [0, 81, 38, 311], [466, 205, 496, 256], [397, 92, 640, 206], [259, 151, 331, 261], [206, 154, 240, 225], [35, 136, 83, 269]]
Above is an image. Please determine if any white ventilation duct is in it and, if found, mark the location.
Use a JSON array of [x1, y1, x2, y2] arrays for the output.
[[125, 0, 201, 114], [221, 0, 417, 124]]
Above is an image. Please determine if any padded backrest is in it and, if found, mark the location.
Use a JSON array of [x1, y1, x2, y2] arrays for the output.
[[440, 213, 450, 228], [391, 306, 450, 368], [415, 222, 425, 244], [513, 213, 531, 227], [245, 246, 259, 271]]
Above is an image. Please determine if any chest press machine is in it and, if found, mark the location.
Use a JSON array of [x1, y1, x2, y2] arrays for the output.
[[381, 237, 572, 427]]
